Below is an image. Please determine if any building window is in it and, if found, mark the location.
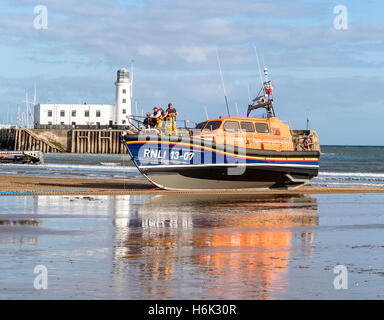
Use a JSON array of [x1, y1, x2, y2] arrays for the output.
[[122, 89, 126, 94], [122, 109, 126, 114], [48, 110, 52, 117], [85, 111, 90, 117], [72, 111, 76, 117], [122, 99, 126, 103], [122, 120, 126, 124], [48, 121, 52, 125], [96, 111, 101, 117], [60, 111, 65, 117]]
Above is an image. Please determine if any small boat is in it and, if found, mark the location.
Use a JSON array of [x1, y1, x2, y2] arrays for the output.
[[122, 68, 320, 190], [100, 162, 120, 167], [0, 151, 44, 164]]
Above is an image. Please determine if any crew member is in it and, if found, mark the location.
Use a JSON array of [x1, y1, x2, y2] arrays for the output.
[[143, 112, 154, 128], [152, 107, 163, 133], [166, 103, 178, 135], [161, 108, 167, 121], [160, 108, 167, 132]]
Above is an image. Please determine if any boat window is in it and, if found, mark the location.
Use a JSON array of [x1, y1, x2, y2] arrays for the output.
[[240, 121, 255, 132], [255, 123, 269, 133], [223, 121, 240, 132], [203, 120, 222, 131], [195, 121, 208, 130]]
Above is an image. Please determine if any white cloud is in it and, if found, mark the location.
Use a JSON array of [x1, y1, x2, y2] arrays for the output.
[[137, 44, 165, 58], [175, 46, 213, 63]]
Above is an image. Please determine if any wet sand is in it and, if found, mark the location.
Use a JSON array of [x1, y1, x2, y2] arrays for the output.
[[1, 175, 384, 195], [1, 193, 384, 299]]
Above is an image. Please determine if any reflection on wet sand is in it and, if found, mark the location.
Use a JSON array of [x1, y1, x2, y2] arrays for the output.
[[112, 194, 318, 299], [4, 193, 384, 299], [0, 218, 42, 245]]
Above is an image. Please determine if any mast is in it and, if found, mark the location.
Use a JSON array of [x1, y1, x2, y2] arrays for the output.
[[215, 49, 231, 117], [135, 100, 138, 116], [253, 45, 264, 89], [204, 106, 209, 120], [24, 90, 35, 128], [34, 82, 37, 106], [25, 92, 29, 128], [263, 67, 275, 117], [130, 59, 134, 101], [247, 66, 275, 118]]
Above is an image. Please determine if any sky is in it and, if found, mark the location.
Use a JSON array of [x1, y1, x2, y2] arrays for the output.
[[0, 0, 383, 145]]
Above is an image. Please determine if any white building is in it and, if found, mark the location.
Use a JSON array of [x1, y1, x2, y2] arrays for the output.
[[34, 67, 132, 127]]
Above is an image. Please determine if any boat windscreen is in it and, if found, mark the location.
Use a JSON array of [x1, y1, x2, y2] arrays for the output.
[[195, 121, 208, 130], [203, 120, 222, 131]]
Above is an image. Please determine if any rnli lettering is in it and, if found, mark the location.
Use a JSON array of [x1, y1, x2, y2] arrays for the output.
[[170, 151, 195, 161], [142, 149, 195, 161], [143, 149, 167, 159]]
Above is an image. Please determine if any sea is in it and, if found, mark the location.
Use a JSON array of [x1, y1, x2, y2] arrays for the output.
[[0, 145, 383, 188]]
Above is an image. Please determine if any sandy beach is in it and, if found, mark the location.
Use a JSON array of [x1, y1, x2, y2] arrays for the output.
[[1, 175, 384, 195], [1, 191, 384, 299]]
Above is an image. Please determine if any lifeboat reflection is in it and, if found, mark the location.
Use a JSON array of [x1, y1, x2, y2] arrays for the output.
[[190, 196, 317, 298], [114, 194, 318, 298]]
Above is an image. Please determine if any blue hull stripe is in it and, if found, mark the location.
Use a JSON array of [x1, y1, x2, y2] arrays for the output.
[[126, 141, 319, 168]]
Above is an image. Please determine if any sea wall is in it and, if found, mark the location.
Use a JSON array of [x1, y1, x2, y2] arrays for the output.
[[0, 128, 129, 154], [0, 129, 15, 151]]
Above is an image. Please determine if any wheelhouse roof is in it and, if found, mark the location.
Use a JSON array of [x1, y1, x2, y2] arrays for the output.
[[201, 116, 275, 122]]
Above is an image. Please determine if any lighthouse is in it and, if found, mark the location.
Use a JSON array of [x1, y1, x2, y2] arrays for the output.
[[34, 67, 133, 128], [114, 67, 132, 125]]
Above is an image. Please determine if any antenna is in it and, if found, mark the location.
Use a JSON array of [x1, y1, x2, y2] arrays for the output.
[[17, 105, 20, 128], [264, 67, 269, 82], [25, 91, 29, 128], [204, 106, 209, 120], [130, 59, 134, 100], [24, 90, 35, 128], [135, 100, 138, 116], [247, 84, 251, 103], [253, 45, 264, 89], [33, 82, 37, 105], [215, 48, 231, 117]]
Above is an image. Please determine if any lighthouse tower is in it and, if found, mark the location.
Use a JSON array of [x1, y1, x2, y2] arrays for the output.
[[115, 67, 132, 125]]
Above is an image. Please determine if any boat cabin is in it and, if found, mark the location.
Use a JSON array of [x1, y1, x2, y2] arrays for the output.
[[192, 116, 294, 152]]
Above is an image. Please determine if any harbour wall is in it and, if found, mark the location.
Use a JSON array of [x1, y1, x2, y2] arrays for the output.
[[0, 128, 128, 154]]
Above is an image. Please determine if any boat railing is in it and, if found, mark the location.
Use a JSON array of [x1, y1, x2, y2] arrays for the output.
[[127, 115, 197, 131]]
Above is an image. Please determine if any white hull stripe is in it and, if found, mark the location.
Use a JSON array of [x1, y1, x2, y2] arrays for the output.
[[138, 162, 319, 170]]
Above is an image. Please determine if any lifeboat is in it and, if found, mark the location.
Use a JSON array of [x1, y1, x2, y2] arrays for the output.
[[122, 68, 320, 190]]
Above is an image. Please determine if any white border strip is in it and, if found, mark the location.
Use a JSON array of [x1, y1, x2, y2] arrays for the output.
[[139, 163, 319, 170]]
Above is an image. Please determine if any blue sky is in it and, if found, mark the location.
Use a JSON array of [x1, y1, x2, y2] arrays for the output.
[[0, 0, 383, 145]]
